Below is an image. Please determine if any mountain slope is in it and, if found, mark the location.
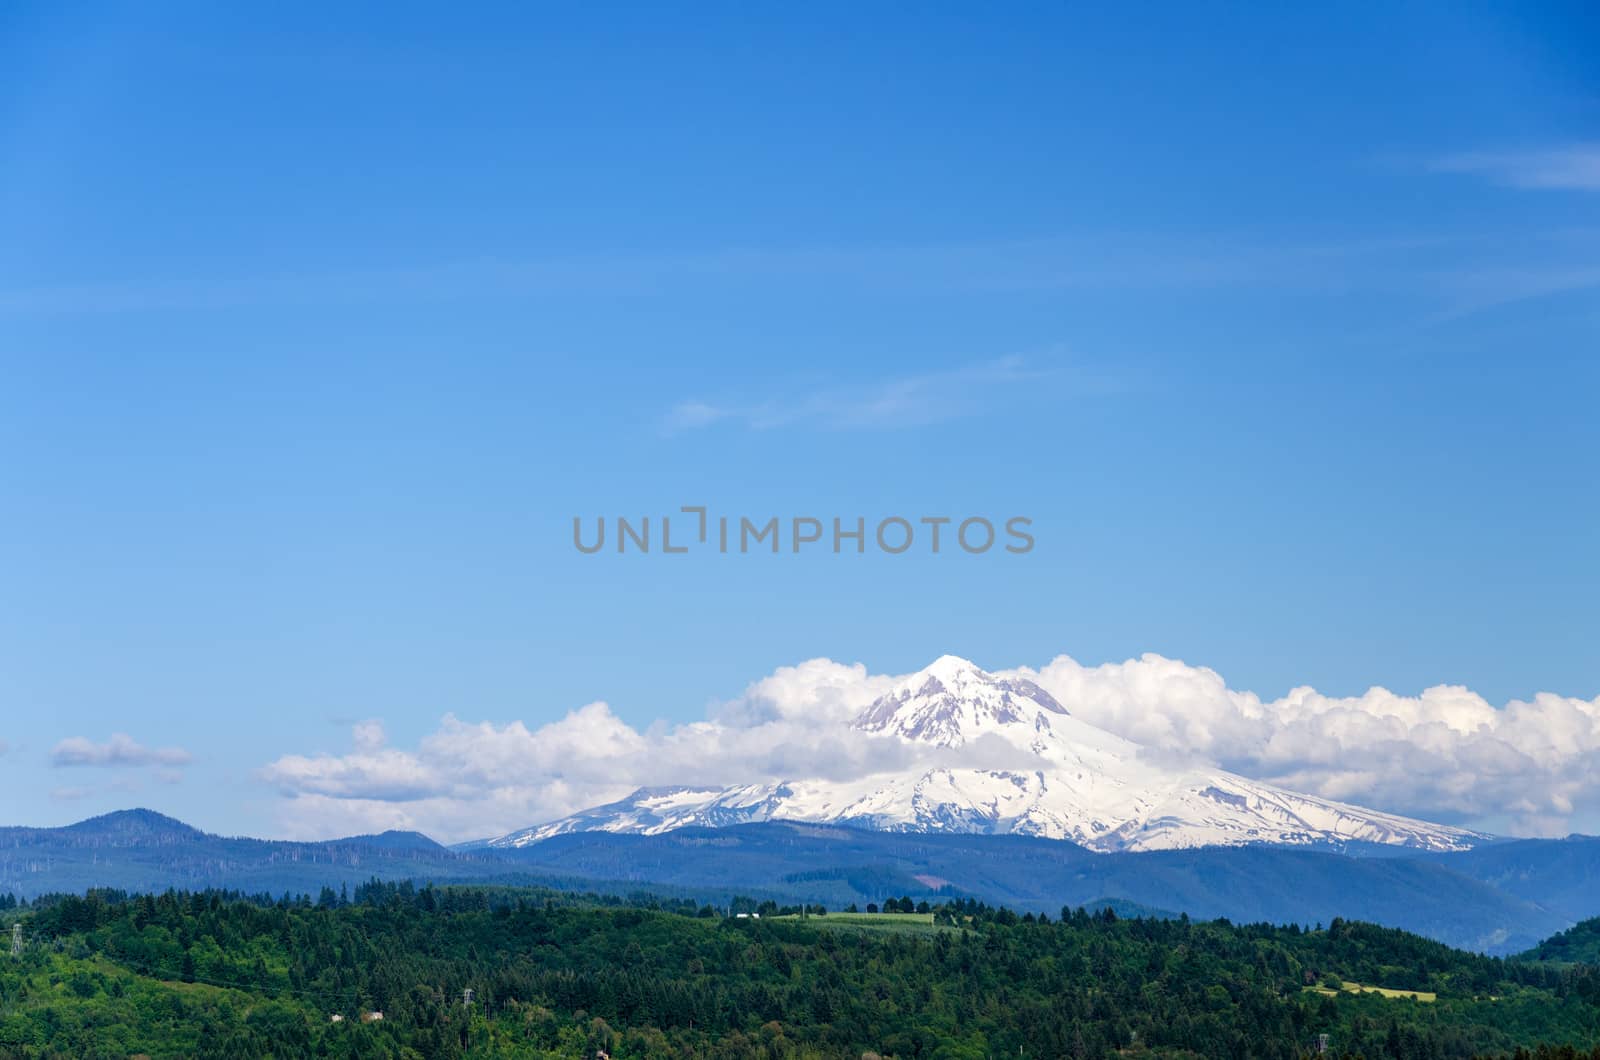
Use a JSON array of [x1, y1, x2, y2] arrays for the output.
[[489, 655, 1482, 854], [1415, 835, 1600, 923]]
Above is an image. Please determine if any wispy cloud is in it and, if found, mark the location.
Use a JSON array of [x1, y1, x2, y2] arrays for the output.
[[1431, 144, 1600, 191], [51, 733, 193, 769], [1425, 264, 1600, 321], [665, 355, 1057, 433]]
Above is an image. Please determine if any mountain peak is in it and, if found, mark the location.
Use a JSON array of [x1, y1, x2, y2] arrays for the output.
[[64, 808, 205, 841], [854, 655, 1068, 748], [920, 654, 987, 684], [492, 651, 1483, 855], [488, 653, 1483, 857]]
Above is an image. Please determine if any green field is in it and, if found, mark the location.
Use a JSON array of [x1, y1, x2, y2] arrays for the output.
[[773, 911, 951, 934], [1308, 980, 1439, 1002]]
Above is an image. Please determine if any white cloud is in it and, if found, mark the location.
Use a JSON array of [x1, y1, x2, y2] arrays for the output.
[[262, 661, 919, 841], [260, 653, 1600, 843], [710, 657, 895, 727], [1006, 654, 1600, 837], [51, 733, 193, 769], [350, 719, 387, 754], [1432, 145, 1600, 191]]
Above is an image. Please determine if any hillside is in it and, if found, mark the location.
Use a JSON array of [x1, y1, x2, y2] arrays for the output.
[[1422, 837, 1600, 924], [4, 885, 1600, 1059], [1523, 918, 1600, 965]]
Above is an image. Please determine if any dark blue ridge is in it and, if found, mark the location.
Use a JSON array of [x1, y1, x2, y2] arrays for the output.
[[2, 811, 1595, 956]]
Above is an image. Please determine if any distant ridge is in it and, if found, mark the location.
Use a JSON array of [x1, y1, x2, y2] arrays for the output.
[[0, 811, 491, 901], [489, 821, 1570, 955], [61, 808, 204, 842], [332, 830, 448, 852], [1, 810, 1598, 955]]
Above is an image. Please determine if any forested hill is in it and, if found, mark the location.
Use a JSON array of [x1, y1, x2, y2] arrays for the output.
[[1524, 919, 1600, 965], [4, 884, 1600, 1059]]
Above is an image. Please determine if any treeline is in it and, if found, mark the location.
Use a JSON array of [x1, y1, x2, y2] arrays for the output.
[[1, 883, 1598, 1058], [4, 880, 707, 917]]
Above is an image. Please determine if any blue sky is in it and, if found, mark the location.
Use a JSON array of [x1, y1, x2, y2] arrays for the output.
[[2, 2, 1597, 839]]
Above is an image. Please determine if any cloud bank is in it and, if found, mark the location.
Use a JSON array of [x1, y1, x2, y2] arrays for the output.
[[261, 654, 1600, 844], [1011, 656, 1600, 838], [262, 660, 908, 841]]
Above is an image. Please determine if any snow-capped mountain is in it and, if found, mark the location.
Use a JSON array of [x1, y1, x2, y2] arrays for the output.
[[487, 655, 1483, 853]]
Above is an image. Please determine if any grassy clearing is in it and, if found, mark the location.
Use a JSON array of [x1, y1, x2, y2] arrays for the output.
[[1307, 980, 1438, 1002], [773, 911, 951, 934]]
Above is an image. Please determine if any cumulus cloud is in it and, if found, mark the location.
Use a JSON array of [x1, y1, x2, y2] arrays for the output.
[[263, 660, 922, 841], [710, 658, 896, 727], [52, 733, 193, 769], [1005, 654, 1600, 837], [261, 653, 1600, 843]]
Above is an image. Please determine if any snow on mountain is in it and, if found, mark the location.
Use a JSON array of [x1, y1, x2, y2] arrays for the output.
[[487, 655, 1483, 853]]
